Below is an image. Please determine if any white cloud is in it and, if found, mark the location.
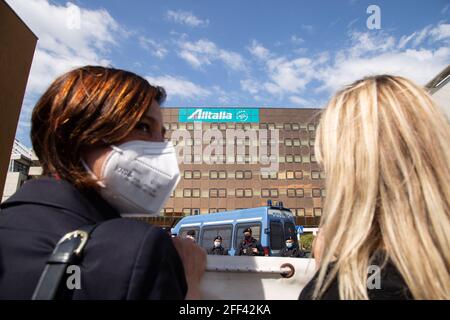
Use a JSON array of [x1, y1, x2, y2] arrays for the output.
[[242, 24, 450, 105], [177, 39, 245, 71], [166, 10, 209, 27], [248, 40, 271, 60], [315, 27, 450, 93], [6, 0, 126, 140], [139, 36, 168, 58], [6, 0, 125, 95], [290, 35, 305, 45], [145, 75, 211, 100], [289, 95, 308, 106], [240, 79, 260, 95]]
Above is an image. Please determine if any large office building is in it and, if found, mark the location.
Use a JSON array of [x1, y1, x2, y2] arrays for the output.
[[145, 107, 325, 228]]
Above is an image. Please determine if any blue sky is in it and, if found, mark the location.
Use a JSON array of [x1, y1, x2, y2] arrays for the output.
[[6, 0, 450, 148]]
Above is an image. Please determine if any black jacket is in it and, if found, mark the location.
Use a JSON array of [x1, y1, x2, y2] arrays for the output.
[[0, 177, 187, 300], [207, 246, 228, 255], [299, 253, 412, 300], [238, 238, 264, 256], [279, 246, 305, 258]]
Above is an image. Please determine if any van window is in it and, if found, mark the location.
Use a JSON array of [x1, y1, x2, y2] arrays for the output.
[[179, 227, 200, 242], [284, 221, 296, 240], [200, 225, 233, 251], [270, 222, 284, 250], [234, 224, 261, 249]]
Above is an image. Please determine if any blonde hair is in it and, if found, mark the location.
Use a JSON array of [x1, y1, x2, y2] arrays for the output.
[[313, 75, 450, 299]]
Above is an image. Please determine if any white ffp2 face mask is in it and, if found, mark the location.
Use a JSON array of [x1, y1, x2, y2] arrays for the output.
[[83, 140, 180, 215]]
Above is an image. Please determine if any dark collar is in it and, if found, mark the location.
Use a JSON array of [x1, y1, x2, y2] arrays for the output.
[[1, 176, 121, 223]]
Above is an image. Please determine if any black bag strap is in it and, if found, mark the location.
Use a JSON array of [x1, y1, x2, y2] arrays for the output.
[[31, 224, 98, 300]]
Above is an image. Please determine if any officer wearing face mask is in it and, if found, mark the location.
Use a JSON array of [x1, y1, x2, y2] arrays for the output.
[[238, 228, 264, 256], [0, 66, 206, 300], [207, 236, 228, 255], [279, 236, 305, 258], [185, 230, 196, 242]]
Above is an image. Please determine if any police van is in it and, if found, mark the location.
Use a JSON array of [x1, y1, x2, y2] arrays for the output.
[[171, 201, 297, 256]]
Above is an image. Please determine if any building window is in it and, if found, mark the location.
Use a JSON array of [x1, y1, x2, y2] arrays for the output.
[[183, 189, 192, 198], [218, 189, 227, 198], [184, 171, 192, 179], [182, 208, 192, 215], [210, 171, 218, 179], [308, 124, 316, 132], [311, 171, 320, 180], [296, 189, 304, 197], [193, 170, 201, 179], [294, 155, 302, 163], [192, 189, 200, 198], [312, 188, 321, 198], [245, 171, 252, 179], [302, 155, 310, 163], [295, 171, 303, 179], [245, 189, 253, 198], [314, 208, 322, 216], [286, 171, 294, 179], [311, 154, 317, 163], [293, 139, 300, 147], [321, 189, 327, 197], [286, 155, 293, 163], [236, 171, 244, 179], [218, 171, 227, 179], [261, 189, 270, 198], [210, 189, 218, 198], [287, 189, 296, 198], [270, 189, 279, 197], [297, 208, 305, 216], [292, 123, 299, 130], [284, 123, 292, 131], [285, 139, 292, 146], [320, 171, 326, 179], [236, 189, 244, 198], [309, 138, 315, 146]]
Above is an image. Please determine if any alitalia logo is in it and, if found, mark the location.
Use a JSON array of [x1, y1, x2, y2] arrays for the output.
[[187, 109, 233, 120], [179, 108, 258, 123]]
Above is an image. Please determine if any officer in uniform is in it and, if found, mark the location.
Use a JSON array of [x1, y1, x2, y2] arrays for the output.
[[279, 236, 305, 258], [238, 228, 264, 256], [186, 230, 196, 242], [207, 236, 228, 255]]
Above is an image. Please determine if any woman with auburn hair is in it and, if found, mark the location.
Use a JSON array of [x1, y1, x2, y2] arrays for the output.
[[300, 75, 450, 300], [0, 66, 206, 299]]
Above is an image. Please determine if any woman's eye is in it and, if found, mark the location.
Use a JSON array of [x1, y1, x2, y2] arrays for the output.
[[136, 122, 150, 133]]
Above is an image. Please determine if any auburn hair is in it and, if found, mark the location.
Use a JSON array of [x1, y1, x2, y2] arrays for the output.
[[31, 65, 166, 189]]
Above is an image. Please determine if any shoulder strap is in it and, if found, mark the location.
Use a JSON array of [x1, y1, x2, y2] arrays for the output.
[[31, 224, 98, 300]]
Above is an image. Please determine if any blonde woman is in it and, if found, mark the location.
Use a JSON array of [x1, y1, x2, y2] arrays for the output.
[[299, 75, 450, 300]]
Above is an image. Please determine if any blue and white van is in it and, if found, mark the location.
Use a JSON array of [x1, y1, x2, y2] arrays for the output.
[[171, 201, 297, 256]]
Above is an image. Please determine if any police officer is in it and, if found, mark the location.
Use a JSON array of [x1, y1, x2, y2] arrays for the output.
[[207, 236, 228, 255], [186, 230, 196, 242], [279, 236, 305, 258], [238, 228, 264, 256]]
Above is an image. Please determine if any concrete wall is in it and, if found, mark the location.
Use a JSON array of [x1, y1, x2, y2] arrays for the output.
[[0, 1, 37, 200]]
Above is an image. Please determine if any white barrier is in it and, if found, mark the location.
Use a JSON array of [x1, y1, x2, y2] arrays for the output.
[[200, 256, 316, 300]]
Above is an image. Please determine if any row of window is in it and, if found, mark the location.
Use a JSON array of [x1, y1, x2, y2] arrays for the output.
[[161, 207, 322, 217], [180, 154, 317, 164], [183, 170, 325, 180], [164, 122, 317, 131], [178, 188, 326, 198], [173, 138, 315, 146]]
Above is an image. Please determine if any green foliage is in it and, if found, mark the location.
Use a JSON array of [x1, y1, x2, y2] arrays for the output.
[[300, 233, 315, 251]]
